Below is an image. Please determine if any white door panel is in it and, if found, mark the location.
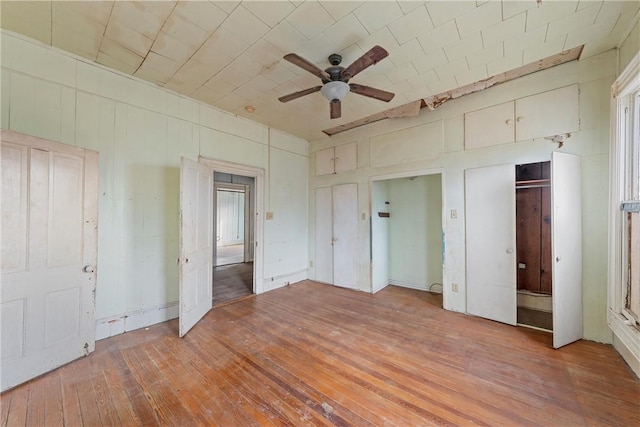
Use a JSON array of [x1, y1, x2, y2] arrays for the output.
[[551, 152, 583, 348], [1, 130, 98, 392], [179, 157, 213, 337], [315, 187, 333, 284], [333, 184, 359, 289], [465, 164, 517, 325]]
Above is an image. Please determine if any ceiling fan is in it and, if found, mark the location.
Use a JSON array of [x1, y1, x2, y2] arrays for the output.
[[278, 45, 395, 119]]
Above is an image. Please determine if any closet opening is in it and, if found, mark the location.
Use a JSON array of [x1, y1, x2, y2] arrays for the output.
[[371, 171, 444, 308], [516, 161, 552, 331]]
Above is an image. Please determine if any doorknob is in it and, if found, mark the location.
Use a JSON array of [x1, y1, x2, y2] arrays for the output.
[[506, 248, 513, 254], [83, 265, 95, 273], [556, 256, 561, 262]]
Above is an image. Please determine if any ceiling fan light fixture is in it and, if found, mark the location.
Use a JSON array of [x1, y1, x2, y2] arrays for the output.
[[321, 80, 349, 102]]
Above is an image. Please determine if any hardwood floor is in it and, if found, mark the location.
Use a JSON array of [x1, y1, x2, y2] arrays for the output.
[[213, 262, 253, 306], [2, 282, 638, 426]]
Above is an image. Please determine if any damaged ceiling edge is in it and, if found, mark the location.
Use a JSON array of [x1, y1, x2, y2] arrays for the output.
[[322, 45, 584, 137]]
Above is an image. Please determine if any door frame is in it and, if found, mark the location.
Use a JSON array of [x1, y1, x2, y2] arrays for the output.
[[369, 168, 446, 305], [200, 157, 264, 294]]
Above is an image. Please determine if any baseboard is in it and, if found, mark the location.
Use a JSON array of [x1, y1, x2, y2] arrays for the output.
[[95, 302, 179, 341], [389, 280, 429, 292], [262, 269, 308, 293], [609, 310, 640, 378], [372, 280, 390, 294]]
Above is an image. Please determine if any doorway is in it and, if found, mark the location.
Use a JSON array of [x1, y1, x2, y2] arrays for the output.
[[516, 161, 553, 331], [371, 171, 444, 307], [213, 172, 255, 306]]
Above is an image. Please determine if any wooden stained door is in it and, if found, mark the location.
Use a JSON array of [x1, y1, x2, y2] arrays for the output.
[[551, 152, 583, 348], [1, 130, 98, 391], [179, 157, 213, 337], [465, 164, 517, 325]]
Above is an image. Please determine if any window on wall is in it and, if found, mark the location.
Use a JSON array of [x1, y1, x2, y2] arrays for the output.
[[612, 53, 640, 327]]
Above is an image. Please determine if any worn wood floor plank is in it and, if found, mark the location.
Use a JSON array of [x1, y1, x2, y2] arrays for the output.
[[1, 282, 638, 426]]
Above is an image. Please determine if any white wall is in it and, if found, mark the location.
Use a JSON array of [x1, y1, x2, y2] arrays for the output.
[[371, 180, 389, 292], [1, 31, 309, 339], [309, 49, 616, 344], [388, 175, 442, 291]]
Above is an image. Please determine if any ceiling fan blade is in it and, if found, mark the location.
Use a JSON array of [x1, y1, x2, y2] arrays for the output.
[[349, 83, 395, 102], [278, 86, 322, 103], [283, 53, 330, 81], [341, 45, 389, 79], [330, 100, 341, 119]]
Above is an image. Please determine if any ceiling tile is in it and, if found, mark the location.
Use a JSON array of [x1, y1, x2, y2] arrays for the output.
[[221, 5, 270, 45], [523, 35, 567, 63], [389, 39, 425, 66], [455, 65, 488, 86], [443, 32, 483, 60], [481, 12, 526, 47], [412, 48, 449, 73], [502, 0, 537, 20], [455, 1, 502, 38], [245, 39, 286, 68], [406, 69, 439, 91], [99, 38, 144, 68], [217, 91, 251, 112], [417, 20, 461, 53], [435, 57, 469, 80], [109, 1, 170, 40], [135, 52, 181, 84], [1, 1, 52, 44], [357, 27, 400, 53], [576, 0, 602, 12], [151, 32, 194, 63], [386, 61, 419, 83], [52, 26, 103, 61], [104, 20, 154, 57], [526, 1, 579, 31], [96, 51, 138, 75], [214, 62, 253, 87], [199, 28, 250, 61], [298, 33, 338, 65], [398, 1, 427, 15], [427, 74, 458, 94], [213, 1, 241, 14], [264, 21, 309, 53], [546, 3, 600, 40], [324, 12, 369, 51], [426, 0, 476, 27], [596, 0, 639, 23], [319, 1, 363, 20], [466, 42, 504, 68], [246, 74, 280, 93], [286, 2, 335, 39], [173, 1, 227, 33], [565, 14, 618, 52], [243, 1, 296, 27], [160, 14, 209, 48], [503, 25, 546, 57], [486, 52, 524, 75], [388, 5, 434, 45], [353, 1, 404, 34]]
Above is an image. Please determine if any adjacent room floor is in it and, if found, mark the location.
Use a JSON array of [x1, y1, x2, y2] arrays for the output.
[[1, 283, 638, 426], [213, 262, 253, 306]]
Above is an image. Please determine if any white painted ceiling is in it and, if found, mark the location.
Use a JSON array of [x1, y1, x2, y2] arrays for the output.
[[1, 1, 638, 141]]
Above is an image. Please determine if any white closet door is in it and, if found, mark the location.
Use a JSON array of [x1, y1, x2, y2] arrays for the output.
[[315, 187, 333, 284], [333, 184, 359, 289], [1, 131, 98, 392], [179, 157, 213, 337], [465, 165, 517, 325], [551, 152, 583, 348]]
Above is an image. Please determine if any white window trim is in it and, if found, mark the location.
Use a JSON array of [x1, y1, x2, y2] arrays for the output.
[[608, 51, 640, 377]]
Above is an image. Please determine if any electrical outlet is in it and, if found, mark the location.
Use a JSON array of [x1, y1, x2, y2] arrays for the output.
[[452, 283, 459, 292], [266, 212, 274, 220], [451, 209, 458, 219]]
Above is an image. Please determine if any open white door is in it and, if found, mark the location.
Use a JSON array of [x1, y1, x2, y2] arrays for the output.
[[465, 165, 517, 325], [179, 157, 213, 337], [1, 130, 98, 391], [551, 152, 583, 348]]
